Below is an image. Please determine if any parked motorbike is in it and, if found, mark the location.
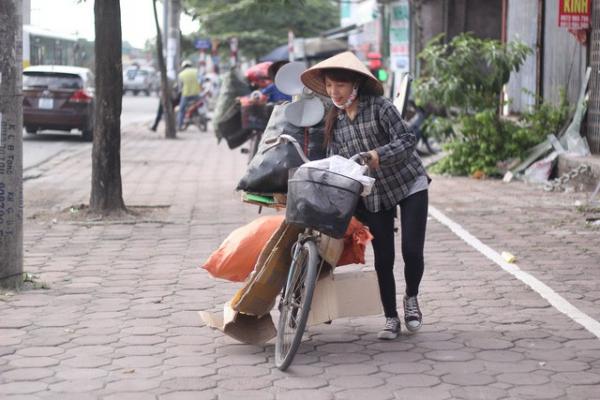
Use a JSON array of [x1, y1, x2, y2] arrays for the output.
[[405, 100, 439, 156], [182, 89, 211, 132]]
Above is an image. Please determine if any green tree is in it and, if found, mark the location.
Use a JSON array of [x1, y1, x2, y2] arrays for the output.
[[90, 0, 127, 214], [414, 33, 531, 114], [183, 0, 339, 60], [0, 0, 23, 289], [412, 33, 565, 177]]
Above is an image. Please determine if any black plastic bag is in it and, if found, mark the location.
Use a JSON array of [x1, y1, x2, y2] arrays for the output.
[[237, 135, 309, 194]]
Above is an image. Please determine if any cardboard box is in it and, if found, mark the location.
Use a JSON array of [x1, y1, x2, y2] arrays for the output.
[[318, 234, 344, 266], [307, 268, 382, 326], [200, 218, 380, 345], [200, 269, 382, 344], [199, 302, 276, 345], [231, 222, 303, 317]]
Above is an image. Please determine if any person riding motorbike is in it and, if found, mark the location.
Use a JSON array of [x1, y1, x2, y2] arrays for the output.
[[260, 60, 292, 103], [177, 60, 201, 131], [182, 78, 212, 132]]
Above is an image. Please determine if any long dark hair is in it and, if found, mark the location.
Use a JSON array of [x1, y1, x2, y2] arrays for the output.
[[321, 68, 364, 147]]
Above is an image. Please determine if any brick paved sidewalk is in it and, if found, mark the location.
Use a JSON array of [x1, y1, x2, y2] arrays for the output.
[[0, 126, 599, 399]]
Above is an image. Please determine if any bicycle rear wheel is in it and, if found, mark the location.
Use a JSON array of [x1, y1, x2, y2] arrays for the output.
[[275, 239, 319, 371]]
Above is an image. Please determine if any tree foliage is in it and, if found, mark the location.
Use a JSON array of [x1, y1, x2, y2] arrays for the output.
[[414, 33, 531, 113], [182, 0, 339, 60]]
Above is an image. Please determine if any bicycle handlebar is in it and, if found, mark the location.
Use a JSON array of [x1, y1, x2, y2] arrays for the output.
[[349, 152, 372, 166]]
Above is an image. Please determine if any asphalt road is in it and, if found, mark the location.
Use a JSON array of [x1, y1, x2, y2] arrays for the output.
[[23, 94, 158, 172]]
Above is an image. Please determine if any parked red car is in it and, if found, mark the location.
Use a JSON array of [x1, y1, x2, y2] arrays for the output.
[[23, 65, 95, 141]]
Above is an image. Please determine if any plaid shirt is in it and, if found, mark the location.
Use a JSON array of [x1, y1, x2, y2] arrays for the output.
[[328, 95, 428, 213]]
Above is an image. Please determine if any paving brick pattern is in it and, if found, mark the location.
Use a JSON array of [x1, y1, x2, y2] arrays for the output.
[[1, 125, 599, 399]]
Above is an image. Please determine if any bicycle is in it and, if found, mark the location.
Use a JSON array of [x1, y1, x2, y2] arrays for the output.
[[274, 153, 371, 371]]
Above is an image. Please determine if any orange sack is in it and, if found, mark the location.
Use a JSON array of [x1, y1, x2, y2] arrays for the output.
[[337, 217, 374, 266], [202, 216, 372, 282], [202, 215, 285, 282]]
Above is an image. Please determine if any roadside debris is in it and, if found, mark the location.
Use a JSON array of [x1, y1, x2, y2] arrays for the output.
[[504, 68, 593, 190], [501, 251, 516, 263]]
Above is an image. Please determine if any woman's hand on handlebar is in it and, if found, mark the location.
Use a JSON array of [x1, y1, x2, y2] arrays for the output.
[[360, 151, 379, 169]]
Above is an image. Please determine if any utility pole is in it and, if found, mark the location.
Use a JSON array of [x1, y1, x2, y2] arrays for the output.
[[379, 0, 391, 69], [0, 0, 24, 289], [153, 0, 177, 139], [163, 0, 169, 57], [167, 0, 181, 79]]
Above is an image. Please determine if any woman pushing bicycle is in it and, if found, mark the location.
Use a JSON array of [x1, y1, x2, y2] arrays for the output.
[[300, 51, 430, 340]]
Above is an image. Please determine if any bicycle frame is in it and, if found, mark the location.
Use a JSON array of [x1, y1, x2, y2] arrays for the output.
[[282, 229, 319, 297]]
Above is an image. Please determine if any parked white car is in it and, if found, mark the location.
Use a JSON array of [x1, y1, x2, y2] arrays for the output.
[[123, 66, 158, 96]]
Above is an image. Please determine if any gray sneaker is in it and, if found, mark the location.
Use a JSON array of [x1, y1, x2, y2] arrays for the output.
[[377, 317, 400, 340], [403, 295, 422, 332]]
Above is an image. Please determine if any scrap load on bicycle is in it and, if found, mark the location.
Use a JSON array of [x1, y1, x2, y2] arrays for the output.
[[200, 51, 430, 371], [211, 61, 293, 162]]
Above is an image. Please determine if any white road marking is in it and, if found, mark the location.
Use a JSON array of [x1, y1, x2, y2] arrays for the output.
[[429, 205, 600, 339]]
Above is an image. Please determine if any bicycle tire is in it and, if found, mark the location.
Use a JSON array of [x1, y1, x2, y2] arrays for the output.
[[194, 115, 208, 132], [275, 239, 319, 371]]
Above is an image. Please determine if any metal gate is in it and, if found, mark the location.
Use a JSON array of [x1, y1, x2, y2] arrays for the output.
[[506, 0, 539, 114], [587, 0, 600, 154]]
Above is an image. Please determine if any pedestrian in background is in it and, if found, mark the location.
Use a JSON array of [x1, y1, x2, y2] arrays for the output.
[[177, 60, 201, 131], [301, 51, 430, 340], [150, 80, 181, 132]]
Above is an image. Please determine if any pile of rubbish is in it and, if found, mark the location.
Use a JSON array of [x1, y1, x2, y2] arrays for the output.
[[503, 67, 593, 192]]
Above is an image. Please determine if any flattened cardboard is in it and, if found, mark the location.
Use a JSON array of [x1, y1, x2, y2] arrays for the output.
[[307, 268, 382, 326], [199, 302, 276, 345], [232, 222, 302, 316], [318, 235, 344, 266], [201, 269, 381, 344]]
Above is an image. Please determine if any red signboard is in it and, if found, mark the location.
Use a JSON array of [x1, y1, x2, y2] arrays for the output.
[[559, 0, 592, 29]]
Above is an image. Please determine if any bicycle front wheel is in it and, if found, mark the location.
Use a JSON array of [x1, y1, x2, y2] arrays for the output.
[[275, 239, 319, 371]]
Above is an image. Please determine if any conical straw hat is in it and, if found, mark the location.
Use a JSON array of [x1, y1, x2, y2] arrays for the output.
[[300, 51, 383, 97]]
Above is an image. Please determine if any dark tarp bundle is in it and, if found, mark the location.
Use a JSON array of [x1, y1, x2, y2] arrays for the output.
[[282, 119, 327, 162], [255, 101, 329, 162], [236, 103, 328, 194], [212, 69, 251, 149]]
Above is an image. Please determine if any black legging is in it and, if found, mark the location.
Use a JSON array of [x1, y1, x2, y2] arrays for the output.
[[354, 190, 428, 318]]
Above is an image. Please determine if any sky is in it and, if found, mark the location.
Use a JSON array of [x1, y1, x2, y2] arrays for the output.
[[30, 0, 197, 49]]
